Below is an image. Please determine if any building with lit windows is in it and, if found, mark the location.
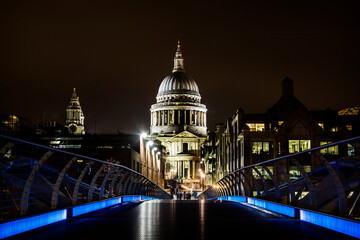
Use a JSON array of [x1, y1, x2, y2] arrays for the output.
[[144, 41, 207, 190], [208, 77, 360, 185]]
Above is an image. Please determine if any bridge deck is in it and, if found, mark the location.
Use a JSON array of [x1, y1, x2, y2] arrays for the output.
[[9, 200, 355, 240]]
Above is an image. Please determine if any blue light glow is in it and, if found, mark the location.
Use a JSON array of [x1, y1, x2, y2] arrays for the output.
[[228, 196, 247, 202], [247, 198, 295, 217], [72, 197, 122, 217], [141, 196, 158, 201], [300, 210, 360, 238], [0, 210, 67, 239], [122, 195, 141, 202], [217, 196, 228, 201]]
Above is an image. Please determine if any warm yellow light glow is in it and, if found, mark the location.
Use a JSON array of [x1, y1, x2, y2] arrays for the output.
[[338, 107, 359, 116], [247, 123, 265, 131]]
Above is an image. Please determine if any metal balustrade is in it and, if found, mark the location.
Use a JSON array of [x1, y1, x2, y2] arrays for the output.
[[0, 135, 172, 221], [199, 136, 360, 219]]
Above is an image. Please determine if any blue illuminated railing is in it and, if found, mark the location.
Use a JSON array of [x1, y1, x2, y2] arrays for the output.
[[218, 195, 360, 239], [0, 135, 172, 222], [199, 136, 360, 219], [0, 195, 153, 239], [0, 209, 67, 239]]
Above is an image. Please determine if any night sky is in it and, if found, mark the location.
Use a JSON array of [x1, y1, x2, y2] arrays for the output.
[[1, 0, 359, 134]]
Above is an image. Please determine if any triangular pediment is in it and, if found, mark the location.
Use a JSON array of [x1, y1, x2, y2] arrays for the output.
[[172, 130, 200, 139]]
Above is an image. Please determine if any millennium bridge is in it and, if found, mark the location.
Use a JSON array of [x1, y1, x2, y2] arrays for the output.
[[0, 135, 359, 239]]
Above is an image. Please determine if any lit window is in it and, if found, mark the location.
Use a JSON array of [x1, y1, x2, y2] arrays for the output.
[[252, 142, 273, 155], [247, 123, 265, 131], [320, 142, 338, 155], [2, 114, 19, 130], [278, 121, 284, 126], [289, 165, 311, 180], [288, 140, 311, 153], [346, 125, 352, 131], [252, 166, 273, 180], [331, 126, 339, 132], [318, 123, 324, 129]]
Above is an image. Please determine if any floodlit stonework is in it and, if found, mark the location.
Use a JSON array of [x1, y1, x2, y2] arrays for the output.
[[148, 41, 207, 189]]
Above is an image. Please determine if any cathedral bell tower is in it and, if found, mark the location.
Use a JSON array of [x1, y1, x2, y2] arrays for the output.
[[65, 88, 85, 134]]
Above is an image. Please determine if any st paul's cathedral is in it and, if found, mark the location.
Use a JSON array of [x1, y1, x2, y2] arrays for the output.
[[145, 41, 208, 189]]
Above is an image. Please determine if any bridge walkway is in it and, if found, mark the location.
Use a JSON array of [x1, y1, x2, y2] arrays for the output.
[[8, 200, 355, 240]]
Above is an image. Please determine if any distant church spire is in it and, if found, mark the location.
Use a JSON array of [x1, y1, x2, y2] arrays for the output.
[[173, 40, 185, 72], [65, 88, 85, 134]]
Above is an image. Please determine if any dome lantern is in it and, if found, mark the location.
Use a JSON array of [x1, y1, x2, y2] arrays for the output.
[[173, 40, 185, 73]]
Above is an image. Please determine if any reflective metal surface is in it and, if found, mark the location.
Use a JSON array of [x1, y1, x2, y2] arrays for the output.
[[0, 135, 171, 221], [199, 137, 360, 218]]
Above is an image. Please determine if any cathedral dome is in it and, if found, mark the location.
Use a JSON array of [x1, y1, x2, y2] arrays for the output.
[[156, 41, 201, 102], [150, 41, 207, 136], [157, 71, 200, 97]]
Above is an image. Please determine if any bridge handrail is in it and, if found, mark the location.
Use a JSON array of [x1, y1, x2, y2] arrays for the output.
[[199, 136, 360, 219], [0, 134, 172, 221]]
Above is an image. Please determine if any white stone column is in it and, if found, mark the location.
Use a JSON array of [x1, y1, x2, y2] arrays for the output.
[[184, 110, 187, 125], [155, 111, 158, 126], [191, 111, 194, 125], [194, 111, 198, 126], [162, 110, 165, 125], [198, 112, 201, 126], [204, 112, 207, 127], [202, 112, 204, 126], [172, 110, 175, 124], [187, 161, 190, 179], [182, 161, 184, 178], [165, 110, 168, 125]]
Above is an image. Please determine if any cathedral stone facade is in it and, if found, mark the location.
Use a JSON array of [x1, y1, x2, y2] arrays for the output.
[[149, 42, 207, 189]]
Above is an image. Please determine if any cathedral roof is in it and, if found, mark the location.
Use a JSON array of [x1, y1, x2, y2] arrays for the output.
[[157, 41, 200, 97], [157, 71, 200, 97]]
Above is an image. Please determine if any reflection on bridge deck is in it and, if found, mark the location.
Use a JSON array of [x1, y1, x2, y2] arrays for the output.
[[12, 200, 355, 240]]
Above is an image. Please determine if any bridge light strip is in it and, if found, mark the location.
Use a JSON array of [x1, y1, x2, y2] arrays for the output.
[[220, 195, 360, 238], [122, 195, 141, 202], [300, 210, 360, 239], [0, 195, 154, 238], [219, 196, 295, 218], [141, 196, 158, 201], [0, 210, 67, 239], [72, 197, 123, 217], [228, 196, 247, 202], [247, 198, 296, 218]]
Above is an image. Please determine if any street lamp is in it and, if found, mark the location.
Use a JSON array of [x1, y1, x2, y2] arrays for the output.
[[140, 132, 147, 139]]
